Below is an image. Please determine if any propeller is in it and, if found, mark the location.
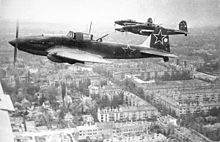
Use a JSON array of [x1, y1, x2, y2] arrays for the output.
[[88, 21, 92, 35], [14, 19, 19, 68]]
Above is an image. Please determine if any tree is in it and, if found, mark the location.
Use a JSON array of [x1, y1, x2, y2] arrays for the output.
[[26, 85, 40, 96], [21, 98, 31, 108], [62, 82, 66, 102], [13, 99, 30, 131], [166, 123, 175, 136], [137, 87, 144, 98], [57, 107, 67, 128], [71, 97, 95, 115], [209, 107, 220, 117], [39, 107, 54, 129], [100, 95, 111, 108], [161, 71, 171, 81], [0, 79, 16, 94], [171, 110, 177, 118], [111, 96, 121, 108], [14, 102, 22, 110], [118, 91, 124, 105], [64, 95, 72, 110]]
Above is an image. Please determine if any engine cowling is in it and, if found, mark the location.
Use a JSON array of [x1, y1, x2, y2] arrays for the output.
[[47, 54, 84, 64], [47, 54, 65, 63]]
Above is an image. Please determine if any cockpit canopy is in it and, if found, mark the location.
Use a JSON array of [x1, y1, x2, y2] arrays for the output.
[[66, 31, 93, 41]]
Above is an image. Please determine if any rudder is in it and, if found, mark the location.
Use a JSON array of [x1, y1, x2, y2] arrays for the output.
[[150, 27, 170, 52], [179, 20, 188, 35]]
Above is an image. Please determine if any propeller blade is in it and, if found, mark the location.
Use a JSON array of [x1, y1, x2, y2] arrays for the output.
[[14, 46, 17, 67], [16, 19, 19, 38], [14, 19, 19, 68], [89, 21, 92, 35]]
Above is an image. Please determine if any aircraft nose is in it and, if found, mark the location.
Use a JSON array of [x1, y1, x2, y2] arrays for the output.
[[9, 39, 16, 47], [115, 28, 121, 31], [115, 21, 119, 24]]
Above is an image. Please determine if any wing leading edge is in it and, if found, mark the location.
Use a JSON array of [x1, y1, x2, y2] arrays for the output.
[[47, 47, 111, 64]]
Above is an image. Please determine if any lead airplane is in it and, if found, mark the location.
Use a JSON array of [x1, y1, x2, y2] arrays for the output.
[[9, 22, 178, 65]]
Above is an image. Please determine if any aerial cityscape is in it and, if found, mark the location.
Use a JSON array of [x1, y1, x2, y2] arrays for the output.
[[0, 0, 220, 142]]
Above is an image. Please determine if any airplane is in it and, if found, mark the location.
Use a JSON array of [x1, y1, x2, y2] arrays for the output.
[[115, 18, 188, 36], [9, 22, 178, 65], [0, 82, 15, 142]]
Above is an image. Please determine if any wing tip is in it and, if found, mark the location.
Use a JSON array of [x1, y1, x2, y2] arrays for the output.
[[101, 60, 112, 64], [169, 54, 178, 58]]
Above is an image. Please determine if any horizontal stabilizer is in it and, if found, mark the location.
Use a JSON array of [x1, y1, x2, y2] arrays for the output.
[[140, 50, 178, 58]]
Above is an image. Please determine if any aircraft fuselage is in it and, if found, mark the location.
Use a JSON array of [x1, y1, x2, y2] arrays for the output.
[[118, 24, 187, 36], [9, 34, 164, 63]]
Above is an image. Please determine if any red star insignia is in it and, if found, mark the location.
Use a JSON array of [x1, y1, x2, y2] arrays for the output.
[[153, 29, 167, 45], [122, 45, 136, 54]]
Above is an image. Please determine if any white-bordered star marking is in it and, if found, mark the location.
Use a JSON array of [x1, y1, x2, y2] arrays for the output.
[[122, 44, 136, 54], [153, 29, 167, 45]]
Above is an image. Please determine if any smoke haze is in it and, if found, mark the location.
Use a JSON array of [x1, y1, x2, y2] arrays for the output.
[[0, 0, 220, 28]]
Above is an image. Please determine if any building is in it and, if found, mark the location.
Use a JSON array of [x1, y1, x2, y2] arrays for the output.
[[140, 79, 220, 116], [82, 114, 95, 125], [14, 129, 77, 142], [89, 82, 122, 100], [77, 125, 101, 140], [157, 115, 209, 142], [193, 71, 219, 83], [77, 121, 154, 141], [112, 121, 151, 136], [103, 133, 167, 142], [123, 91, 152, 106], [97, 105, 159, 122]]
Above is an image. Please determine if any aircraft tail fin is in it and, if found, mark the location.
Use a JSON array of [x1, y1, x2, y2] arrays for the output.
[[141, 27, 170, 52], [179, 20, 188, 35], [151, 27, 170, 52], [139, 35, 151, 48], [140, 27, 175, 62]]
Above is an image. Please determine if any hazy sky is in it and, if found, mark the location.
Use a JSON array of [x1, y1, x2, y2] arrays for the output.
[[0, 0, 220, 28]]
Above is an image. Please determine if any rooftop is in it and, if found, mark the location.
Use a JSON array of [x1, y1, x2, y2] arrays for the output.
[[141, 79, 210, 90], [98, 105, 158, 113]]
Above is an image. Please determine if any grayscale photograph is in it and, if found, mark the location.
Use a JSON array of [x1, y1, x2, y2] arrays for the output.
[[0, 0, 220, 142]]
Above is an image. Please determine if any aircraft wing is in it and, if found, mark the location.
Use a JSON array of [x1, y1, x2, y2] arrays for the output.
[[139, 29, 154, 35], [140, 49, 178, 58], [47, 47, 112, 64], [115, 28, 125, 32], [167, 29, 188, 36], [123, 22, 143, 26]]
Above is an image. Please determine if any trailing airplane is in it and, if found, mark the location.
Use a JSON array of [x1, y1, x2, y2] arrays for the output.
[[115, 18, 188, 36], [9, 22, 177, 65]]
